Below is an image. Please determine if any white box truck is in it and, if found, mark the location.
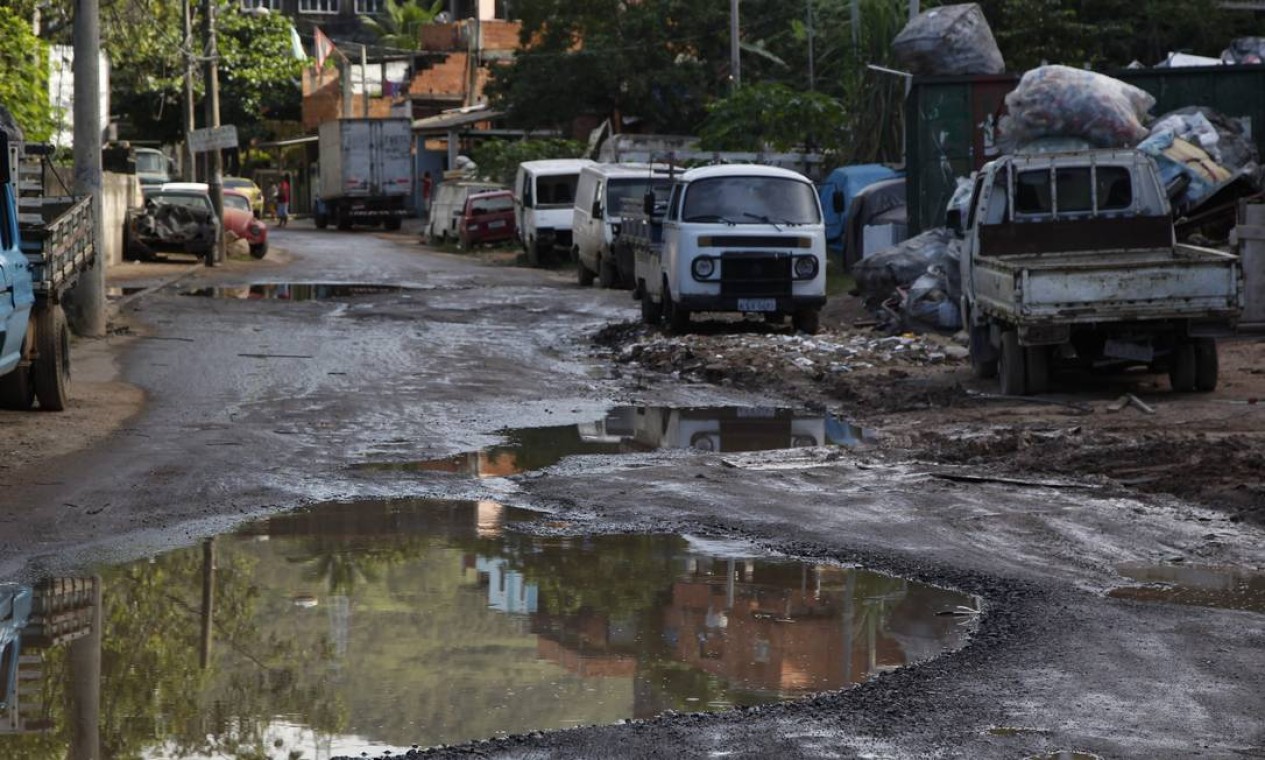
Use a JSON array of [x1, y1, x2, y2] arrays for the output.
[[313, 118, 413, 231]]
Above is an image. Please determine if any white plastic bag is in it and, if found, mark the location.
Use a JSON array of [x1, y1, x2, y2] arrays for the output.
[[1000, 65, 1155, 149]]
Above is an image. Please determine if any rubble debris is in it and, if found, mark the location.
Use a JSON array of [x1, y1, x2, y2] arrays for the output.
[[852, 229, 962, 334], [891, 3, 1005, 77], [1000, 65, 1154, 149], [1220, 37, 1265, 65]]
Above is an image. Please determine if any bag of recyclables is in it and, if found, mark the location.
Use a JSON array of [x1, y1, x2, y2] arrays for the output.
[[891, 3, 1005, 77], [1000, 65, 1154, 149]]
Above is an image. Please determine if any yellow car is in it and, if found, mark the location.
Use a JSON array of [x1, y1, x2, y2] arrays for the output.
[[223, 176, 264, 218]]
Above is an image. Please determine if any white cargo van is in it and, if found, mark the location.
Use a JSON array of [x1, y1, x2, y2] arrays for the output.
[[514, 158, 596, 266], [572, 163, 672, 288]]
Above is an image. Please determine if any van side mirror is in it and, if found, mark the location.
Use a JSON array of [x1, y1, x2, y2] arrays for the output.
[[832, 190, 844, 214], [592, 199, 603, 219], [643, 191, 655, 216]]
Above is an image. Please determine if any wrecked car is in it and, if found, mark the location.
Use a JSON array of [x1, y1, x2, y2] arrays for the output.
[[125, 182, 220, 261]]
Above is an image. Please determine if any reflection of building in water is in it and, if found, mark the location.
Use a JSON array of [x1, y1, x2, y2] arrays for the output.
[[329, 595, 351, 661], [474, 557, 538, 615], [1, 577, 99, 735], [531, 607, 639, 679]]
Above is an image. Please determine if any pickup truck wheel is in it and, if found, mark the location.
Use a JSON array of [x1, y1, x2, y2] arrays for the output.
[[1169, 341, 1197, 392], [384, 217, 402, 231], [1193, 338, 1218, 392], [998, 330, 1027, 396], [792, 308, 820, 335], [314, 213, 329, 230], [969, 324, 998, 379], [640, 289, 662, 325], [0, 332, 34, 410], [1025, 345, 1050, 394], [598, 254, 617, 289], [32, 305, 70, 411]]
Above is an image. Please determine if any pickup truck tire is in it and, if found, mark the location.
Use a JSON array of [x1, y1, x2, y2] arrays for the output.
[[0, 333, 34, 410], [1025, 345, 1050, 394], [1194, 338, 1219, 392], [998, 330, 1027, 396], [969, 324, 998, 379], [640, 290, 662, 325], [384, 218, 402, 232], [1169, 341, 1197, 392], [32, 305, 69, 411], [792, 308, 820, 335], [598, 255, 617, 289]]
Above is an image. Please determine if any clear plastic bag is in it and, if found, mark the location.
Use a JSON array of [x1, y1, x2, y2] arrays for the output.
[[1000, 65, 1154, 149]]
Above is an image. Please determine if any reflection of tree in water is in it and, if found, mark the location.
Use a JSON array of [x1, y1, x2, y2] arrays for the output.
[[285, 535, 433, 595]]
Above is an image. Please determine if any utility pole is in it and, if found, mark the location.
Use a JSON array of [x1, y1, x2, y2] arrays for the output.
[[65, 0, 106, 337], [203, 0, 224, 266], [729, 0, 740, 91], [806, 0, 815, 91], [183, 0, 196, 181]]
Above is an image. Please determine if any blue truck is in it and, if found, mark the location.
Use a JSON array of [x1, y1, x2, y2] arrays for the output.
[[0, 113, 95, 411], [0, 583, 33, 722]]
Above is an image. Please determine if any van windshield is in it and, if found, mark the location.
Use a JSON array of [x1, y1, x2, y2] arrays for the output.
[[135, 151, 168, 175], [533, 174, 579, 208], [682, 176, 820, 224]]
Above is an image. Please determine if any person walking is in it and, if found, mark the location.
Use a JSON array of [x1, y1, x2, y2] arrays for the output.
[[266, 181, 278, 220], [277, 173, 291, 227]]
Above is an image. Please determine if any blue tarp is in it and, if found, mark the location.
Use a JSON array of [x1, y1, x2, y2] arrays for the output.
[[818, 164, 903, 254]]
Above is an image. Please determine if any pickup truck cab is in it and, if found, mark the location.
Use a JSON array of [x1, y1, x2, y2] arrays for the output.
[[630, 164, 834, 334], [958, 149, 1241, 395], [573, 163, 672, 289]]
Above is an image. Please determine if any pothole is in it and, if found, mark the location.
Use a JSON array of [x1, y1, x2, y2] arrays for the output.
[[0, 498, 975, 757], [358, 405, 874, 476], [1109, 562, 1265, 613], [181, 283, 412, 300]]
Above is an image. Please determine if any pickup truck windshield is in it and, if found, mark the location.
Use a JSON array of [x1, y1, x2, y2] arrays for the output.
[[682, 177, 820, 224]]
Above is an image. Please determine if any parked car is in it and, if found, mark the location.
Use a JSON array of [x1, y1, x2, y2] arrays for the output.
[[134, 146, 172, 188], [223, 190, 268, 258], [427, 179, 503, 244], [126, 182, 220, 260], [224, 176, 264, 217], [459, 190, 516, 248]]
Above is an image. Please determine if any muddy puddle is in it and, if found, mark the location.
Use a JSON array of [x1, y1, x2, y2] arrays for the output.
[[0, 498, 974, 757], [182, 283, 410, 301], [360, 406, 873, 476], [1110, 562, 1265, 613]]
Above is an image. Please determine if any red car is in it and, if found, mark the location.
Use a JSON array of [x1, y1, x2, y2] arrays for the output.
[[223, 189, 268, 258], [458, 190, 516, 249]]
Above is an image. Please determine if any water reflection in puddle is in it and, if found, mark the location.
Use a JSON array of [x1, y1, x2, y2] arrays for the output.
[[360, 406, 873, 476], [182, 283, 409, 301], [1110, 563, 1265, 613], [0, 499, 974, 758]]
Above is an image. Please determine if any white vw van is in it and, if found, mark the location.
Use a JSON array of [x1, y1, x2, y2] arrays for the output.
[[572, 163, 673, 289], [513, 158, 596, 266]]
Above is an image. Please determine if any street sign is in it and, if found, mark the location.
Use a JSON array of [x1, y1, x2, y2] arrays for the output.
[[187, 125, 239, 153]]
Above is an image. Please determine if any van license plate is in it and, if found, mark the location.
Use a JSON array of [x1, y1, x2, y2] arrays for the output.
[[737, 298, 777, 312]]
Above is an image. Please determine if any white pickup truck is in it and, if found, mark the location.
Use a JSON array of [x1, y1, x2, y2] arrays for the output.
[[958, 149, 1242, 395], [625, 164, 835, 334]]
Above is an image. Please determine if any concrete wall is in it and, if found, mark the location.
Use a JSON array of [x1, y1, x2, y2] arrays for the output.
[[100, 172, 143, 268]]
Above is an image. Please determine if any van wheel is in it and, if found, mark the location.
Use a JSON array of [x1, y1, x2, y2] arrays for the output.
[[384, 217, 402, 231], [792, 308, 820, 335], [664, 283, 690, 334], [998, 329, 1027, 396], [640, 287, 662, 325], [32, 305, 70, 411], [0, 332, 34, 410], [577, 259, 595, 286], [598, 254, 617, 289]]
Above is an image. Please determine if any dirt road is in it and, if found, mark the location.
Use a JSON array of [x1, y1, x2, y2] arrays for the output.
[[2, 223, 1262, 759]]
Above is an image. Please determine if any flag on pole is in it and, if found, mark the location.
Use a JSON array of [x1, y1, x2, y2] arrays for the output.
[[314, 27, 337, 69]]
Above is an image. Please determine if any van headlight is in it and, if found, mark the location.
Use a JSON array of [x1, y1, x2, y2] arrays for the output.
[[692, 257, 717, 280], [793, 255, 819, 279]]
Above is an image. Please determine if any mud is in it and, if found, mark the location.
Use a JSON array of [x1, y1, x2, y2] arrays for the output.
[[593, 321, 1265, 527]]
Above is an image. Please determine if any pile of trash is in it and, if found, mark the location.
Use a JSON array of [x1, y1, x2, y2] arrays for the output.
[[1138, 106, 1260, 214], [1221, 37, 1265, 65], [892, 3, 1005, 77], [852, 230, 962, 334]]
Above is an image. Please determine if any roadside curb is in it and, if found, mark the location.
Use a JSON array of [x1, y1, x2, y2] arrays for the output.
[[109, 262, 204, 313]]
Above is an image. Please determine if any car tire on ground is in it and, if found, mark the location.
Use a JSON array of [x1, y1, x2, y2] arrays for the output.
[[250, 242, 268, 259], [640, 287, 662, 325], [598, 254, 617, 289], [384, 217, 402, 232], [315, 213, 328, 229], [792, 308, 820, 335], [1169, 340, 1197, 392], [664, 281, 690, 334], [577, 256, 595, 286], [1193, 337, 1218, 392], [32, 304, 70, 411]]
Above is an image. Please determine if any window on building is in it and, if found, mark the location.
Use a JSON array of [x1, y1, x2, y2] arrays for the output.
[[354, 0, 384, 12], [299, 0, 340, 14], [240, 0, 281, 9]]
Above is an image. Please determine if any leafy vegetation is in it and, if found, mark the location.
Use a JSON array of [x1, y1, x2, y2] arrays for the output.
[[470, 138, 587, 185], [360, 0, 444, 51], [0, 7, 54, 141], [699, 82, 846, 153]]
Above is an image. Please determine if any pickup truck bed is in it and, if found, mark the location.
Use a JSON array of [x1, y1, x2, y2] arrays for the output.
[[972, 243, 1242, 325], [18, 195, 94, 299]]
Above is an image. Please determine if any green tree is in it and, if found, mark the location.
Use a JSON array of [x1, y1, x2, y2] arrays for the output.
[[0, 7, 54, 141], [361, 0, 444, 51], [699, 82, 846, 153], [471, 138, 587, 185]]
